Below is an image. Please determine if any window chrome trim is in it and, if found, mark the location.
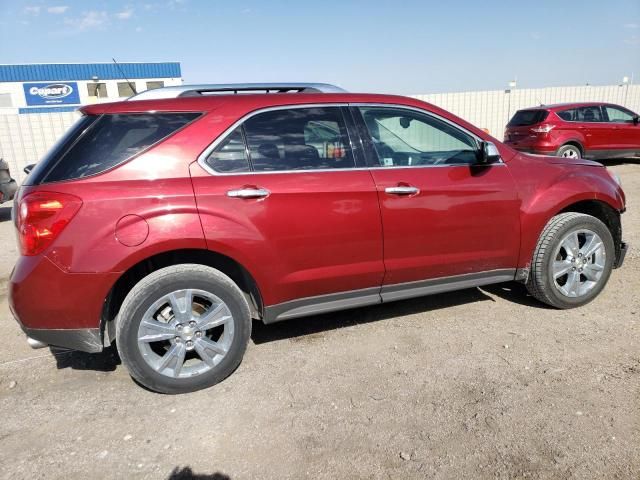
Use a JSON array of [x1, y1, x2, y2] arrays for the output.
[[351, 103, 484, 144], [351, 103, 504, 167], [196, 102, 503, 176], [197, 103, 361, 176]]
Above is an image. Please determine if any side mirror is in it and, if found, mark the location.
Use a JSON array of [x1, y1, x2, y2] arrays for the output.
[[24, 164, 35, 174], [478, 141, 501, 164], [633, 115, 639, 126]]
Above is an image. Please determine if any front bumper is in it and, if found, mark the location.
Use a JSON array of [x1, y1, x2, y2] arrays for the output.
[[614, 241, 628, 269]]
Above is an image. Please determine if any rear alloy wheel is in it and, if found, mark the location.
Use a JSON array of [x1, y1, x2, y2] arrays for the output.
[[557, 144, 582, 159], [526, 213, 614, 308], [116, 264, 252, 394], [136, 289, 234, 379]]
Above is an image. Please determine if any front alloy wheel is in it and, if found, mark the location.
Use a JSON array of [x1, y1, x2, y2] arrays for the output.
[[551, 229, 606, 298], [526, 212, 615, 309]]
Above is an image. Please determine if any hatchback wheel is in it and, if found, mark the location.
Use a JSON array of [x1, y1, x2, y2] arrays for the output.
[[526, 213, 614, 309], [116, 264, 252, 394], [557, 144, 582, 159]]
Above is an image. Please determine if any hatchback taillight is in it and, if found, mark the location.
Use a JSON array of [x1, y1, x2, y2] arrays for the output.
[[530, 124, 555, 134], [16, 192, 82, 256]]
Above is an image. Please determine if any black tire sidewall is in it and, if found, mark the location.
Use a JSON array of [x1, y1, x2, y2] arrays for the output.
[[117, 267, 251, 394], [539, 217, 614, 308]]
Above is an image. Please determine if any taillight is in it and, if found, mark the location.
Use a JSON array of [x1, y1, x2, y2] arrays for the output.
[[16, 192, 82, 256], [530, 124, 555, 134]]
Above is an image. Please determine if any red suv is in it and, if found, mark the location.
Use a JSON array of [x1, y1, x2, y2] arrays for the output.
[[10, 84, 628, 393], [504, 102, 640, 159]]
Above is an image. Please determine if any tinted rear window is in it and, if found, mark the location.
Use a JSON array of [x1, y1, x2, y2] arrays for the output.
[[29, 112, 200, 184], [507, 109, 549, 126]]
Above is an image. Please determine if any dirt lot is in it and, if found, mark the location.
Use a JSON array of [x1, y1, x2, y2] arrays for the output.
[[0, 162, 639, 480]]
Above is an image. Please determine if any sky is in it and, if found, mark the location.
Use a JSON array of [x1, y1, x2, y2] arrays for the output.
[[0, 0, 639, 94]]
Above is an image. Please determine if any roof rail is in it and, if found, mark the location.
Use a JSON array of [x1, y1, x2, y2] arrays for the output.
[[128, 83, 347, 101]]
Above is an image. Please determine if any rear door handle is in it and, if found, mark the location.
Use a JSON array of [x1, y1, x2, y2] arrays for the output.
[[384, 186, 420, 195], [227, 187, 270, 199]]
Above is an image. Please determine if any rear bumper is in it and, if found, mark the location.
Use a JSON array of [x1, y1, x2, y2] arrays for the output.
[[20, 325, 103, 353], [9, 254, 120, 352], [505, 144, 557, 156]]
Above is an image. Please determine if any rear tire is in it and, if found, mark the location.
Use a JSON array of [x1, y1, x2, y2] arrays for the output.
[[556, 144, 582, 159], [526, 213, 614, 309], [116, 264, 252, 394]]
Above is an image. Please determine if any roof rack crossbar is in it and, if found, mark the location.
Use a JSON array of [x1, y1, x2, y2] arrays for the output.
[[128, 83, 346, 101]]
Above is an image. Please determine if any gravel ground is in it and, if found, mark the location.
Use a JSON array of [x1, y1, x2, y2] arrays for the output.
[[0, 162, 639, 480]]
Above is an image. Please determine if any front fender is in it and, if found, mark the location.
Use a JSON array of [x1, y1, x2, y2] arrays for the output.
[[517, 167, 624, 268]]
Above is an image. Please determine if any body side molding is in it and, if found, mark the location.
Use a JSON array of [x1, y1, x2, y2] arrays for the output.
[[263, 269, 517, 324]]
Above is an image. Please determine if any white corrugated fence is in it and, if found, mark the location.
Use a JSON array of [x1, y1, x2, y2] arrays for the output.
[[1, 84, 639, 183]]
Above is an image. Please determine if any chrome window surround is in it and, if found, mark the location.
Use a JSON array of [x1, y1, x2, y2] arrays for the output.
[[196, 103, 502, 176]]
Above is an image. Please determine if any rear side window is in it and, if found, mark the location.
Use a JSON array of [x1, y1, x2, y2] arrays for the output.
[[557, 109, 576, 121], [34, 112, 200, 184], [242, 107, 355, 171], [204, 127, 250, 173], [576, 106, 603, 122], [508, 110, 548, 126]]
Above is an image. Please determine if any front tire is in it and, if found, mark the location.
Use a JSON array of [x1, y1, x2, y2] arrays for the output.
[[116, 264, 252, 394], [526, 213, 614, 309]]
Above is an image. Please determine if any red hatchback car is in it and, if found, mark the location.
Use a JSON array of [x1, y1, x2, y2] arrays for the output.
[[10, 84, 628, 393], [504, 102, 640, 159]]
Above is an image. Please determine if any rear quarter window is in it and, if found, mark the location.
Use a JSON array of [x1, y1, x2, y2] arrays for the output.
[[508, 110, 549, 126], [30, 112, 200, 184], [556, 109, 576, 121]]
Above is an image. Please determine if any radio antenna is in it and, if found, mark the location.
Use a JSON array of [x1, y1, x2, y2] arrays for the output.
[[112, 58, 137, 95]]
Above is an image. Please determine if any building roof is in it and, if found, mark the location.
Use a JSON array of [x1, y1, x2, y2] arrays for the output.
[[0, 62, 181, 82]]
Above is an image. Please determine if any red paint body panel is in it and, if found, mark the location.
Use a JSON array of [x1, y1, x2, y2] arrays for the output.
[[9, 254, 119, 329], [369, 164, 521, 284], [507, 153, 625, 268], [190, 162, 384, 305], [8, 93, 627, 340]]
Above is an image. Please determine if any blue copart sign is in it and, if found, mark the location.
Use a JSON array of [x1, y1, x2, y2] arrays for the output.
[[23, 82, 81, 106]]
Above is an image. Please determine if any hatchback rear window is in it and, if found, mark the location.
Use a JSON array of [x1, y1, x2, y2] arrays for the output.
[[28, 112, 200, 184], [507, 110, 549, 126]]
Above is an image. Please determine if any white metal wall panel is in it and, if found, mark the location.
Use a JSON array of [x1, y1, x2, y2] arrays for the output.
[[413, 84, 640, 141], [0, 111, 79, 183], [0, 84, 639, 185]]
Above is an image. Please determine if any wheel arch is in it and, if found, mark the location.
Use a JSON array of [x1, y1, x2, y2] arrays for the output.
[[101, 248, 264, 345], [558, 199, 622, 260]]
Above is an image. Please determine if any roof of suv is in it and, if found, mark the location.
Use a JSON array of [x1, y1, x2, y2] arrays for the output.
[[78, 90, 496, 143], [522, 102, 621, 111], [80, 92, 427, 116]]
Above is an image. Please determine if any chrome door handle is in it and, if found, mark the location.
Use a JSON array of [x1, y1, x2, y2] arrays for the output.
[[227, 188, 270, 199], [385, 186, 419, 195]]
